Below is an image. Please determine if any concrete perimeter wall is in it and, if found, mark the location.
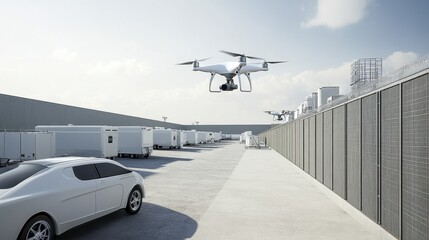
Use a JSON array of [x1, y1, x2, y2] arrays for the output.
[[259, 71, 429, 240]]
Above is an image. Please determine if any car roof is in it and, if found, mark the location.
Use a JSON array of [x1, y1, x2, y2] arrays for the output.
[[23, 157, 112, 167]]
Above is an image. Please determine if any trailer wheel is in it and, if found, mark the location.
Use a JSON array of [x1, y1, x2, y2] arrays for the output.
[[144, 153, 149, 158]]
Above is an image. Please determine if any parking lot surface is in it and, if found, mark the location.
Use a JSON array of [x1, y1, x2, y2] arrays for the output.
[[57, 141, 393, 240], [58, 141, 244, 240]]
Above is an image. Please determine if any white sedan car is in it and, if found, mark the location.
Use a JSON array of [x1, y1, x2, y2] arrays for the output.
[[0, 157, 145, 240]]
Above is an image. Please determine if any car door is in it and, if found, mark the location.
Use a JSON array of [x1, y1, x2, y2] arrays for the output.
[[57, 164, 97, 230], [94, 163, 129, 214]]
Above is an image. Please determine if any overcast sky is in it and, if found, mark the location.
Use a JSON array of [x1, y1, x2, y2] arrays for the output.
[[0, 0, 428, 124]]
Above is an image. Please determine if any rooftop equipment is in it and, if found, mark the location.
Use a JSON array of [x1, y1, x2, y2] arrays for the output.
[[350, 58, 382, 91]]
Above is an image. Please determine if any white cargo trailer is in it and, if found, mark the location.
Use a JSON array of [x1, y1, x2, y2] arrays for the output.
[[176, 130, 185, 149], [213, 132, 222, 142], [117, 126, 153, 158], [0, 131, 55, 160], [183, 130, 198, 145], [35, 125, 118, 158], [198, 131, 213, 144], [3, 132, 20, 159], [208, 132, 215, 143], [153, 128, 177, 149]]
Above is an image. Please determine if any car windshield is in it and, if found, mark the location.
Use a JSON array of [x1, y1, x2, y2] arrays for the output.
[[0, 164, 47, 189]]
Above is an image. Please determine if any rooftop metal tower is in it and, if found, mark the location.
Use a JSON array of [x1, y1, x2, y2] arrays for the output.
[[350, 58, 382, 91]]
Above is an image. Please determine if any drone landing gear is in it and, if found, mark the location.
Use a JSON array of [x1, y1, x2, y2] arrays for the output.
[[209, 73, 221, 93], [237, 73, 252, 92]]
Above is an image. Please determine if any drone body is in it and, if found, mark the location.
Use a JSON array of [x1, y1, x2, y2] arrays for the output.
[[265, 110, 294, 121], [178, 51, 285, 92]]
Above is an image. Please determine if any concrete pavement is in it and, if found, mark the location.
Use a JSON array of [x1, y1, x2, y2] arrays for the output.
[[192, 146, 396, 240], [56, 141, 396, 240]]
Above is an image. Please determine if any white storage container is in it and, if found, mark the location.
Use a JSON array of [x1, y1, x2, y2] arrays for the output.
[[35, 125, 118, 158], [117, 126, 153, 158], [153, 128, 177, 149]]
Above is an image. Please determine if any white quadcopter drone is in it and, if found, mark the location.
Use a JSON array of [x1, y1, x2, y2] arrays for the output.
[[178, 50, 286, 92], [265, 110, 293, 121]]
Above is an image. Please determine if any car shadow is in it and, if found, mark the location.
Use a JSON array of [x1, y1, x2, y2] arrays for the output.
[[116, 156, 194, 170], [57, 202, 198, 240]]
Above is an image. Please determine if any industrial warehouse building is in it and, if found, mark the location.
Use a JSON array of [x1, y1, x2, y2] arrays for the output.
[[0, 94, 270, 134], [259, 56, 429, 240]]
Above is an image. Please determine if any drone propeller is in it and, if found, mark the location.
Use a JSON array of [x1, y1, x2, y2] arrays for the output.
[[266, 61, 287, 64], [220, 50, 263, 60], [177, 57, 211, 65]]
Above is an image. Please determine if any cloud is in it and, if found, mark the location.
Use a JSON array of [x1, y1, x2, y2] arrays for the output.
[[87, 59, 151, 76], [383, 51, 419, 75], [302, 0, 369, 29], [252, 62, 351, 113], [50, 48, 78, 62]]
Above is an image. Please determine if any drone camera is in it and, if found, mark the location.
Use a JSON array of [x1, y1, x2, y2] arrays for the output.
[[193, 61, 199, 68], [220, 83, 238, 91]]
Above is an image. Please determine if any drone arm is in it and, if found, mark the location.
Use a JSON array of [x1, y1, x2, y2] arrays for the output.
[[209, 73, 221, 93], [238, 73, 252, 92]]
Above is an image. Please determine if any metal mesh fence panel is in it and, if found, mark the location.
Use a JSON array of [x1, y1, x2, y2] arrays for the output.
[[381, 85, 400, 238], [310, 116, 316, 178], [361, 93, 378, 222], [304, 118, 309, 173], [333, 106, 347, 199], [402, 74, 429, 240], [324, 110, 333, 189], [347, 100, 361, 209], [299, 121, 304, 169], [316, 114, 324, 183]]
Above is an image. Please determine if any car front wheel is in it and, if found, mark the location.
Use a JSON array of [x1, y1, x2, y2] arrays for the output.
[[126, 187, 142, 214], [19, 215, 54, 240]]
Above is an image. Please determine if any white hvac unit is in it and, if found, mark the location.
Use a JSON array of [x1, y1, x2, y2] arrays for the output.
[[183, 130, 198, 145], [153, 128, 177, 149], [240, 131, 252, 144], [245, 135, 260, 149], [0, 131, 55, 160], [117, 126, 153, 158], [35, 125, 118, 158]]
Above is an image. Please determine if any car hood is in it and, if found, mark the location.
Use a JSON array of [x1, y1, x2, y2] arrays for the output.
[[0, 189, 9, 197]]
